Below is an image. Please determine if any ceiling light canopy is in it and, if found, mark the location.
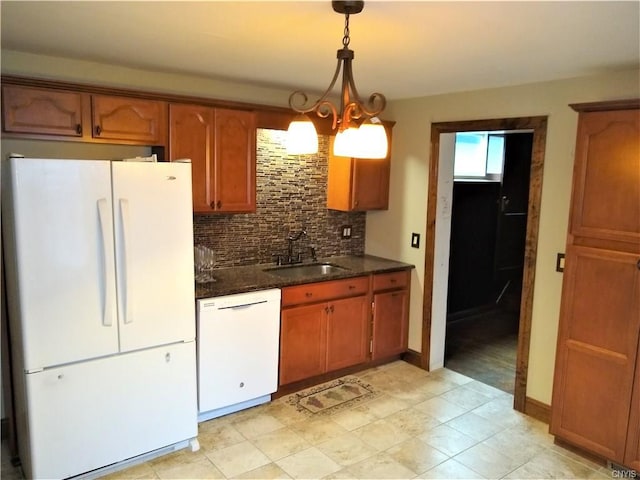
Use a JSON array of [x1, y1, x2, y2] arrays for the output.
[[287, 0, 388, 159]]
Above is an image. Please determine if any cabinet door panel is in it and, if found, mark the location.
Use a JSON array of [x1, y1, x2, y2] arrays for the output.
[[551, 246, 640, 462], [372, 290, 408, 359], [92, 95, 167, 144], [280, 304, 327, 385], [327, 135, 391, 212], [570, 109, 640, 244], [352, 157, 390, 210], [326, 296, 369, 371], [213, 108, 256, 212], [2, 85, 84, 137], [169, 104, 215, 212]]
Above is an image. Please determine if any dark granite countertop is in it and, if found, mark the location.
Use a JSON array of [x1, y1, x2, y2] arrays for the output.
[[195, 254, 414, 299]]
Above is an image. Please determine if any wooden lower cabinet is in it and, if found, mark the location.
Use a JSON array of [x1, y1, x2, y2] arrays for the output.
[[372, 290, 408, 359], [279, 304, 327, 385], [279, 271, 411, 387], [372, 271, 410, 360], [326, 296, 369, 371], [279, 277, 370, 386]]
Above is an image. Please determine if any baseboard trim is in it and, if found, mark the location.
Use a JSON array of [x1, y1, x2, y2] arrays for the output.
[[524, 396, 551, 424], [401, 349, 423, 369]]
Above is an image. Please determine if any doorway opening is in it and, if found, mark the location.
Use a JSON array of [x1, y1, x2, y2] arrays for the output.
[[420, 116, 548, 412], [444, 130, 533, 395]]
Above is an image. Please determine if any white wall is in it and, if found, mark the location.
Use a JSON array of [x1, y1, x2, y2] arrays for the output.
[[2, 49, 639, 407], [365, 68, 640, 405], [1, 50, 292, 107]]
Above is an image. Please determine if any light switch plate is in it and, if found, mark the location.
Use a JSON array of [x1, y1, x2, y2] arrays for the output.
[[341, 225, 352, 239], [411, 233, 420, 248]]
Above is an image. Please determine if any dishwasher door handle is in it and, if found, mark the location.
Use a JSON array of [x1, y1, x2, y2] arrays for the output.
[[218, 300, 269, 311]]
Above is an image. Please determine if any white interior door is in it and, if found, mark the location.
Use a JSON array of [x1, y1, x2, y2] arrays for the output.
[[4, 158, 118, 370], [24, 342, 197, 479], [111, 162, 195, 351]]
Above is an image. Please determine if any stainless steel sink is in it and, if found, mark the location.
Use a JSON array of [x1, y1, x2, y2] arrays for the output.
[[264, 262, 349, 278]]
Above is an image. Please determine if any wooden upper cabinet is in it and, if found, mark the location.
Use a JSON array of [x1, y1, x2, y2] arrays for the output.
[[92, 95, 167, 145], [2, 85, 84, 137], [168, 104, 256, 214], [169, 103, 214, 212], [569, 107, 640, 247], [213, 108, 256, 213], [2, 86, 167, 146], [327, 132, 391, 211]]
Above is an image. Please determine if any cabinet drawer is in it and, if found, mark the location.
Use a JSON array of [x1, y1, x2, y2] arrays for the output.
[[282, 276, 369, 307], [372, 270, 409, 291]]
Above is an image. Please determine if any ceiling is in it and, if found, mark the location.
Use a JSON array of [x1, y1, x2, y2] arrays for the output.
[[1, 1, 639, 101]]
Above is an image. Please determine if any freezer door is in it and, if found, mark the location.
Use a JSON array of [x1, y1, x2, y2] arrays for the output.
[[3, 158, 119, 370], [111, 162, 195, 351], [23, 342, 198, 479]]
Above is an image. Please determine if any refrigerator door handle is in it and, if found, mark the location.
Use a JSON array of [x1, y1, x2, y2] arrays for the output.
[[119, 198, 134, 324], [97, 198, 115, 327]]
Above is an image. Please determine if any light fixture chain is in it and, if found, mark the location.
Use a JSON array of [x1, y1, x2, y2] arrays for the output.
[[288, 1, 388, 158], [343, 13, 351, 47]]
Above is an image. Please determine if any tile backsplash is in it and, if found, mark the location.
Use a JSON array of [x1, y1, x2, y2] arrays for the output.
[[193, 129, 365, 268]]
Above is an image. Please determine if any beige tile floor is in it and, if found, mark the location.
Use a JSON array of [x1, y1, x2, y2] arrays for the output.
[[1, 361, 614, 479]]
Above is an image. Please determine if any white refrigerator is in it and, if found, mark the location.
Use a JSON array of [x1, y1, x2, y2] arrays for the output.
[[2, 157, 199, 479]]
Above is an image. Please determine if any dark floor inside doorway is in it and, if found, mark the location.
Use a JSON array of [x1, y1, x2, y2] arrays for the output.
[[444, 308, 519, 395]]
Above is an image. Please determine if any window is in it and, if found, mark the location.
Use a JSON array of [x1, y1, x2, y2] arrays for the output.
[[454, 132, 505, 181]]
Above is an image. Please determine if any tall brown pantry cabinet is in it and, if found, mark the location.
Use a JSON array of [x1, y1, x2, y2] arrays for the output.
[[550, 100, 640, 470]]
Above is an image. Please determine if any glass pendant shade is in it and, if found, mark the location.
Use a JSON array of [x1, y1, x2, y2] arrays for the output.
[[333, 126, 361, 157], [287, 115, 318, 155], [354, 119, 388, 159], [332, 119, 388, 159]]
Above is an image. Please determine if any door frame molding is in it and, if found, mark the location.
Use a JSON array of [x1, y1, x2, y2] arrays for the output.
[[420, 116, 548, 412]]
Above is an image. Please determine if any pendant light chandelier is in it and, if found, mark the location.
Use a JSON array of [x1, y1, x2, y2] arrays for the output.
[[287, 0, 388, 159]]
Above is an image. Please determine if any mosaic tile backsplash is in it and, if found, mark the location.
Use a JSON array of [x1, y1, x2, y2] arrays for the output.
[[193, 129, 366, 268]]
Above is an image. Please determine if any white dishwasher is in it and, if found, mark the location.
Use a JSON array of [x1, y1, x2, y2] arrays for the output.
[[197, 288, 281, 422]]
